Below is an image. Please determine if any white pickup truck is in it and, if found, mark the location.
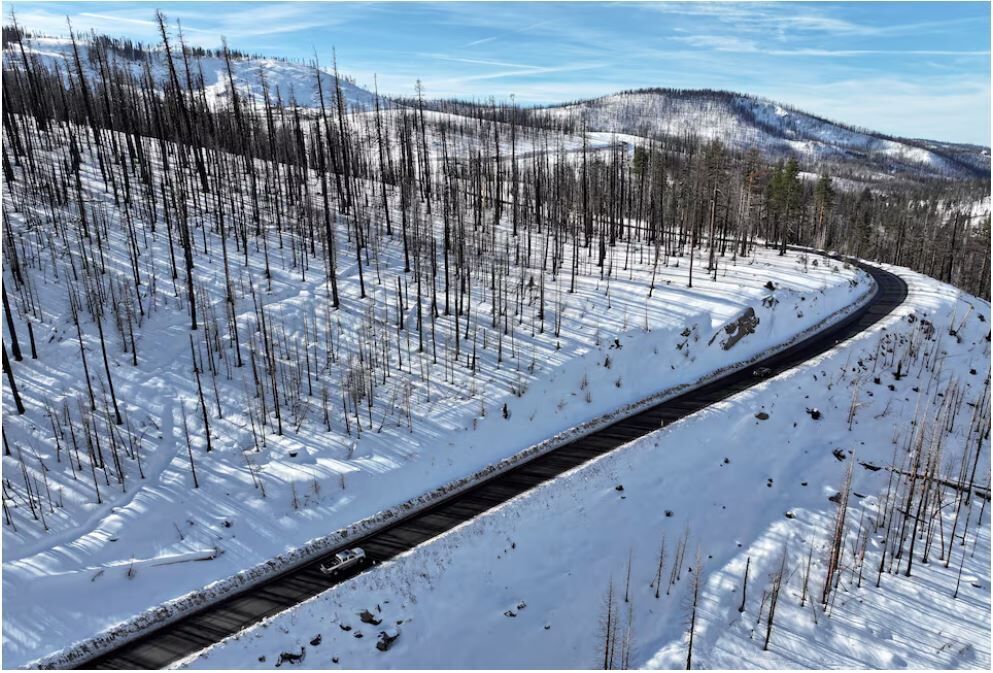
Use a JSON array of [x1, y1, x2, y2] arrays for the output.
[[319, 548, 366, 576]]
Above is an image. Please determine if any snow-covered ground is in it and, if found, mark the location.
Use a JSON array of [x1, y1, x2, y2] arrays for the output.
[[182, 265, 991, 670], [348, 108, 617, 165], [8, 35, 379, 110], [2, 120, 870, 667], [3, 22, 988, 673]]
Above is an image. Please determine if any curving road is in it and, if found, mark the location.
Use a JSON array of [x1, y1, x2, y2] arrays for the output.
[[78, 258, 907, 670]]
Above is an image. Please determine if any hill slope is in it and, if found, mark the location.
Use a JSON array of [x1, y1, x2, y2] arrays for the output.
[[540, 89, 991, 181], [182, 265, 991, 671], [1, 117, 871, 668], [7, 35, 380, 110]]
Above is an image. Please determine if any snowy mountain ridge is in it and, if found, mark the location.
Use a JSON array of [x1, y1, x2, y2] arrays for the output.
[[541, 89, 991, 180], [6, 33, 990, 182], [5, 35, 381, 110]]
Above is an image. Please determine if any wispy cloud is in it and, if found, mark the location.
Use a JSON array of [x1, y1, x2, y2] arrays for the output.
[[9, 1, 365, 47], [426, 61, 609, 88], [674, 34, 988, 58], [77, 12, 159, 30], [647, 1, 977, 38], [460, 19, 554, 48], [673, 35, 760, 53], [425, 54, 549, 70], [464, 36, 497, 47]]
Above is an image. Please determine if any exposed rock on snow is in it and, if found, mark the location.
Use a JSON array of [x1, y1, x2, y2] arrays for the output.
[[274, 647, 305, 667], [375, 628, 400, 652], [358, 610, 381, 626], [713, 307, 760, 351]]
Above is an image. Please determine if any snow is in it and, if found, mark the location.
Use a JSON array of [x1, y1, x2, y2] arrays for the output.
[[936, 195, 993, 229], [181, 264, 991, 670], [544, 90, 989, 181], [349, 108, 609, 164], [100, 549, 218, 573], [8, 36, 380, 111], [3, 32, 988, 670], [1, 117, 871, 668]]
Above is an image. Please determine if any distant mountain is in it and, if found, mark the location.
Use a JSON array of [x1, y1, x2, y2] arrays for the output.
[[7, 33, 988, 183], [6, 35, 381, 111], [540, 89, 990, 181]]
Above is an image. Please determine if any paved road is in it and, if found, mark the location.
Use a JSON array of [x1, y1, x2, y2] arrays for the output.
[[79, 259, 908, 669]]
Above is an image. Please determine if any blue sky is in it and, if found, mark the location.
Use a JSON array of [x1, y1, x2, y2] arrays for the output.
[[7, 1, 991, 144]]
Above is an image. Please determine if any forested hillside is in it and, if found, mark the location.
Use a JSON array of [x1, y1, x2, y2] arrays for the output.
[[1, 15, 989, 669]]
